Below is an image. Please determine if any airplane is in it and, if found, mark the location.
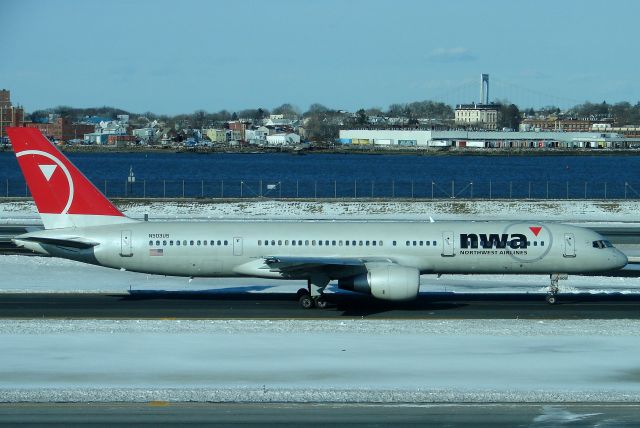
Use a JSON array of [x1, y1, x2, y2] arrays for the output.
[[6, 127, 628, 308]]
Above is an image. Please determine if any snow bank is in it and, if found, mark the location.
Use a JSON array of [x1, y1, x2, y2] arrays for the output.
[[2, 319, 640, 403], [2, 199, 640, 223]]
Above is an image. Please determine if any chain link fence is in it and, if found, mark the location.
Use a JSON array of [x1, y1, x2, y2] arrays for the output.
[[4, 178, 640, 200]]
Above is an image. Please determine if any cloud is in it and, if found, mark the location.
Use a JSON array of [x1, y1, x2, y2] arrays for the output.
[[427, 47, 476, 63]]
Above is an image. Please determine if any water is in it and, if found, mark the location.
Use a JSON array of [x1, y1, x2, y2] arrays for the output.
[[1, 151, 640, 199]]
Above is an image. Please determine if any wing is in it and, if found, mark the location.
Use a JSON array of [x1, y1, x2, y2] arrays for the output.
[[262, 255, 393, 278]]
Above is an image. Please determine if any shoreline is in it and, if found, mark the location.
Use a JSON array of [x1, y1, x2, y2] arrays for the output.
[[3, 145, 640, 156]]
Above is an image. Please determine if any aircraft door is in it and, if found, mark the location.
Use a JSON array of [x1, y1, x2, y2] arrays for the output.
[[120, 230, 133, 257], [233, 237, 243, 256], [441, 231, 454, 257], [563, 233, 575, 257]]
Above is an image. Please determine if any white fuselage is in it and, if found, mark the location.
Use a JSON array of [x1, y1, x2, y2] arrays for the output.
[[16, 219, 628, 280]]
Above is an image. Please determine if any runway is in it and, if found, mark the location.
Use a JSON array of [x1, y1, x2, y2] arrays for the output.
[[1, 403, 639, 427], [1, 292, 640, 319]]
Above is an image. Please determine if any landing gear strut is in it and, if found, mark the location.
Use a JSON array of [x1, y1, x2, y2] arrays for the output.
[[298, 275, 330, 309], [546, 273, 567, 305]]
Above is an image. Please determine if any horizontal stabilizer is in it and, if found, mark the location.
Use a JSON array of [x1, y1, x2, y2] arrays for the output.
[[14, 235, 99, 249]]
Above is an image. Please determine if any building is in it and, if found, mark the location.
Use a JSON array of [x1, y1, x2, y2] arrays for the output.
[[520, 117, 615, 132], [454, 103, 498, 130], [205, 128, 227, 144], [245, 126, 269, 145], [266, 133, 301, 146], [25, 117, 94, 142], [339, 129, 640, 149], [0, 89, 24, 139], [227, 121, 247, 141]]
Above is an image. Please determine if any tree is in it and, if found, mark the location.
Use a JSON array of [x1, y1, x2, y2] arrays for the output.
[[355, 109, 368, 126], [497, 103, 521, 130], [272, 103, 300, 117]]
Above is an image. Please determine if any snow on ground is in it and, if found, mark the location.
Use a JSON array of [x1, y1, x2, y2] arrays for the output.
[[2, 319, 640, 403], [1, 254, 639, 294], [3, 199, 640, 403], [2, 199, 640, 223]]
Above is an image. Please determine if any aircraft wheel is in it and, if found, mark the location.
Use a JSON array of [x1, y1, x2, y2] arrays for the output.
[[315, 297, 329, 309], [299, 294, 315, 309], [296, 288, 310, 299], [545, 294, 557, 305]]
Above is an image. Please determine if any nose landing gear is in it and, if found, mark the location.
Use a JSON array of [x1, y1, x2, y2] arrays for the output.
[[546, 273, 567, 304]]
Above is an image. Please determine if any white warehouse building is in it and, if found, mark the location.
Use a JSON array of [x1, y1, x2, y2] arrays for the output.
[[339, 129, 640, 149]]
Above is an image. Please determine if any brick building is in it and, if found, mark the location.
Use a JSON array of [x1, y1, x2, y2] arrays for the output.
[[521, 117, 615, 132], [0, 89, 25, 139], [25, 117, 95, 141]]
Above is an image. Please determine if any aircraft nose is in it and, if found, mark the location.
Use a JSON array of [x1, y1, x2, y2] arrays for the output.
[[613, 250, 628, 269]]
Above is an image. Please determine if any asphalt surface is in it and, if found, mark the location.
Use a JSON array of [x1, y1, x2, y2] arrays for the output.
[[0, 403, 639, 427], [1, 292, 639, 319]]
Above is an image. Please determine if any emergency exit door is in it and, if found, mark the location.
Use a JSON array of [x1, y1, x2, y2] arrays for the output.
[[563, 233, 575, 257], [441, 231, 454, 257], [233, 237, 243, 256], [120, 230, 133, 257]]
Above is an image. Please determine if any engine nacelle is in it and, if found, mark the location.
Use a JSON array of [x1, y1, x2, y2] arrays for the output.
[[338, 265, 420, 301]]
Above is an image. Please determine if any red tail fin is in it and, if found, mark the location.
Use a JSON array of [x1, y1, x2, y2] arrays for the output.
[[7, 127, 134, 229]]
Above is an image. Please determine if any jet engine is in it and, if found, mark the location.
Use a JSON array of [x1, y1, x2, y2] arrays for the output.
[[338, 264, 420, 301]]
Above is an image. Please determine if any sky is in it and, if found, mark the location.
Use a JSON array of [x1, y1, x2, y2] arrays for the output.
[[1, 0, 639, 115]]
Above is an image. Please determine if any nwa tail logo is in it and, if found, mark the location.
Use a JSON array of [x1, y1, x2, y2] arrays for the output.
[[460, 233, 528, 249]]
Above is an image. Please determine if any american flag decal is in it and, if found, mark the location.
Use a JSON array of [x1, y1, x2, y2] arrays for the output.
[[149, 248, 164, 256]]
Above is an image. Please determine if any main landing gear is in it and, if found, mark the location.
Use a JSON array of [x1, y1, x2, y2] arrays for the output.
[[546, 273, 567, 305], [297, 275, 330, 309]]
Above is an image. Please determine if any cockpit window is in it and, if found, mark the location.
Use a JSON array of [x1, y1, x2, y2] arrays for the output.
[[593, 240, 613, 249]]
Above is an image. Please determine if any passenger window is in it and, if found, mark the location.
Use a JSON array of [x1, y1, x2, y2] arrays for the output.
[[292, 240, 296, 246], [365, 241, 369, 246], [419, 241, 423, 246], [393, 241, 397, 246], [534, 241, 537, 246], [298, 240, 302, 246], [318, 240, 323, 246], [339, 240, 343, 246], [540, 241, 544, 246], [278, 240, 282, 246], [176, 240, 181, 246], [203, 240, 207, 246], [379, 241, 383, 246], [413, 241, 417, 246], [183, 240, 187, 246], [285, 240, 289, 245], [149, 240, 153, 246], [358, 241, 363, 246], [190, 240, 194, 246], [332, 240, 337, 246], [433, 241, 437, 246], [345, 241, 350, 246], [163, 240, 167, 246], [406, 241, 410, 246], [352, 240, 357, 246], [224, 240, 228, 245], [156, 240, 160, 246], [426, 241, 430, 246], [305, 240, 309, 246], [258, 240, 262, 246], [372, 241, 377, 246], [197, 240, 201, 246], [271, 240, 275, 246], [210, 240, 214, 246], [312, 240, 316, 246], [325, 240, 330, 246], [170, 240, 174, 246], [217, 240, 221, 246]]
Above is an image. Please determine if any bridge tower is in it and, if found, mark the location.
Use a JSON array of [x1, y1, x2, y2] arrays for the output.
[[480, 74, 489, 105]]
